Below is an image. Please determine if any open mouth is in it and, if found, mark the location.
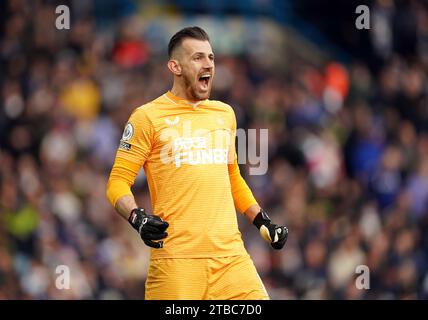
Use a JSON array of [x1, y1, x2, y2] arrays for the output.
[[198, 74, 211, 90]]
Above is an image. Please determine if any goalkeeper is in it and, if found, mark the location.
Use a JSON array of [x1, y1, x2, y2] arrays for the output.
[[106, 26, 288, 300]]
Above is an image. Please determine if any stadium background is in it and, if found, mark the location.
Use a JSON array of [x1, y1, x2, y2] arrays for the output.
[[1, 0, 428, 299]]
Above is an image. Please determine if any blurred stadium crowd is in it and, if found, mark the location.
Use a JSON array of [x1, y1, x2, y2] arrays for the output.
[[1, 0, 428, 299]]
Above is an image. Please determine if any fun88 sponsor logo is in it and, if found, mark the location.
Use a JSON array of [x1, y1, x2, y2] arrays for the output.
[[173, 137, 206, 152], [172, 137, 228, 167]]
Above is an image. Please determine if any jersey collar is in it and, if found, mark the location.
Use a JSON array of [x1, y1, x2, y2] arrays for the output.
[[165, 91, 206, 109]]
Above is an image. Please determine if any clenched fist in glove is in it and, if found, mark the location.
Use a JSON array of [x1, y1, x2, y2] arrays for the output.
[[128, 208, 169, 248], [253, 209, 288, 250]]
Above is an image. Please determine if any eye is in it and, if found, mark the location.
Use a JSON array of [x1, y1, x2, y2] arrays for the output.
[[194, 56, 201, 61]]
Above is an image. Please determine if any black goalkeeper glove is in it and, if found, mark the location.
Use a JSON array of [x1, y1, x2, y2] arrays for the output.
[[253, 209, 288, 250], [128, 208, 169, 249]]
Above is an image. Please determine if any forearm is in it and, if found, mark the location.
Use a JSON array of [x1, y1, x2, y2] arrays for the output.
[[115, 194, 138, 220], [228, 160, 259, 213], [244, 204, 262, 223], [106, 157, 141, 218]]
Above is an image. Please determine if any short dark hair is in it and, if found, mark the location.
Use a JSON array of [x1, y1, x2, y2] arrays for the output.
[[168, 26, 210, 58]]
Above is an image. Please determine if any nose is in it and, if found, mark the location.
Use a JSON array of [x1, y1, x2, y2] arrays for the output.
[[203, 56, 214, 69]]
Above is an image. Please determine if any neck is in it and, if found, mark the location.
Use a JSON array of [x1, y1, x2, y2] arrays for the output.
[[170, 82, 200, 102]]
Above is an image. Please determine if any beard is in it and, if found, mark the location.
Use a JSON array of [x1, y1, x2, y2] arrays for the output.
[[182, 71, 211, 101]]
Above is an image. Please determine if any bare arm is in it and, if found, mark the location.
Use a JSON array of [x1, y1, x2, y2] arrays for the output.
[[115, 194, 138, 220]]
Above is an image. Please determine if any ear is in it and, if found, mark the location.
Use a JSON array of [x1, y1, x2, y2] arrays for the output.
[[167, 59, 182, 76]]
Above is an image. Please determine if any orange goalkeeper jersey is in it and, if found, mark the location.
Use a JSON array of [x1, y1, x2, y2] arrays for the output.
[[107, 91, 258, 259]]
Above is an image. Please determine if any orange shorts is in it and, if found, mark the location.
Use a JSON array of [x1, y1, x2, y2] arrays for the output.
[[145, 254, 269, 300]]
